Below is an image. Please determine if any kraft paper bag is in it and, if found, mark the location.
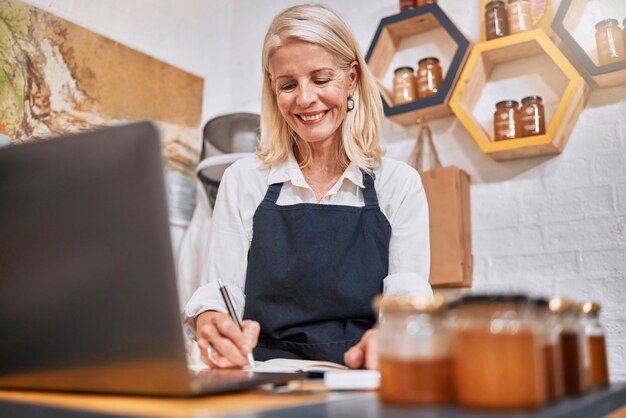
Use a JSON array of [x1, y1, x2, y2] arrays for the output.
[[409, 122, 473, 287]]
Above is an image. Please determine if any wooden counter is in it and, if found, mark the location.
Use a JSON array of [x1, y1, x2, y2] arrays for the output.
[[1, 382, 625, 418]]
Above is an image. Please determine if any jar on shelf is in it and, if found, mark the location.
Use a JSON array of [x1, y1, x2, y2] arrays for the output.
[[550, 298, 587, 396], [454, 294, 547, 409], [399, 0, 415, 12], [520, 95, 546, 137], [416, 57, 442, 99], [494, 100, 521, 141], [485, 1, 509, 40], [580, 302, 609, 388], [595, 19, 626, 66], [393, 66, 417, 105], [376, 294, 453, 405], [507, 0, 533, 34], [531, 297, 564, 403], [417, 0, 437, 6]]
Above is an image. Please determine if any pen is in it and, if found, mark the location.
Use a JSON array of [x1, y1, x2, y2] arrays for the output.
[[217, 279, 255, 369]]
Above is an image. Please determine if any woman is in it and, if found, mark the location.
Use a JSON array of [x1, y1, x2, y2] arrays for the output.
[[184, 4, 432, 369]]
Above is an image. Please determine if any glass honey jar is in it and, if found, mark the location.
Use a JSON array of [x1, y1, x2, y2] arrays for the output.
[[550, 298, 587, 397], [485, 0, 509, 40], [595, 19, 626, 66], [531, 298, 564, 402], [520, 96, 546, 137], [393, 66, 417, 105], [454, 294, 547, 409], [580, 302, 609, 388], [485, 1, 509, 40], [416, 57, 442, 99], [376, 294, 453, 405], [494, 100, 521, 141], [507, 0, 533, 34]]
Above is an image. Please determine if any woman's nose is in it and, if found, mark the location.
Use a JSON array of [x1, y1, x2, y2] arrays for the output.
[[296, 82, 316, 107]]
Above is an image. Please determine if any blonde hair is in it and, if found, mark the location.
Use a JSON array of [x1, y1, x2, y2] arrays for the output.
[[257, 4, 384, 172]]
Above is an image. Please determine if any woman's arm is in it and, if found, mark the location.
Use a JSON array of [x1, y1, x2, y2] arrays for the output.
[[183, 164, 260, 367]]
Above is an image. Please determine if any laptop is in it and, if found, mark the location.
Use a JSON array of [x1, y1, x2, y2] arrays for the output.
[[0, 122, 299, 396]]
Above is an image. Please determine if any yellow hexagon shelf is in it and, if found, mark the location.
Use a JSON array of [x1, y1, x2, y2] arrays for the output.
[[450, 29, 589, 161]]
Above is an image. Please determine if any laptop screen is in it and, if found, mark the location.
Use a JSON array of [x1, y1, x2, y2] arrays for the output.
[[0, 122, 193, 395]]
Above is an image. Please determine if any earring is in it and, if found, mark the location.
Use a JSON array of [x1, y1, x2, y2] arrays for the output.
[[347, 97, 355, 111]]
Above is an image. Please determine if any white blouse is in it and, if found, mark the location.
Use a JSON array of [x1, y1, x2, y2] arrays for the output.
[[183, 153, 432, 334]]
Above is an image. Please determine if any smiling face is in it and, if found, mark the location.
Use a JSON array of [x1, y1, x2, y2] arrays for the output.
[[269, 39, 357, 148]]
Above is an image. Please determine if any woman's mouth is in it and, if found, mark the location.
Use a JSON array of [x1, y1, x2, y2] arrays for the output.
[[297, 110, 328, 123]]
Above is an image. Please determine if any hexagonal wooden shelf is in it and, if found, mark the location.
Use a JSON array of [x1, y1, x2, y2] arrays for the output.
[[552, 0, 626, 88], [450, 29, 589, 161], [365, 4, 471, 126]]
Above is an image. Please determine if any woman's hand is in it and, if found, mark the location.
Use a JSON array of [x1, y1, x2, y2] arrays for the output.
[[344, 329, 379, 369], [195, 311, 260, 368]]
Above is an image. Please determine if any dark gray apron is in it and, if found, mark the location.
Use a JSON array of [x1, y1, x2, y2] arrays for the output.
[[243, 172, 391, 364]]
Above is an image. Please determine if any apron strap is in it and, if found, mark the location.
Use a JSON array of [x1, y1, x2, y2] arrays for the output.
[[263, 183, 283, 204], [362, 172, 379, 209]]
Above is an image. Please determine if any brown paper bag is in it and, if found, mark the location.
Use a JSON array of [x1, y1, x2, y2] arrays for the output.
[[409, 122, 473, 288]]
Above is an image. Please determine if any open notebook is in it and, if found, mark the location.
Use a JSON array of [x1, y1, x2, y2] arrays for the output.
[[252, 359, 348, 373]]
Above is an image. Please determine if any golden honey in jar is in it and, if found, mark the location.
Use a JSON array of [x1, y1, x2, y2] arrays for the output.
[[532, 298, 564, 402], [494, 100, 521, 141], [376, 294, 453, 405], [595, 19, 626, 66], [507, 0, 532, 34], [393, 66, 417, 105], [550, 298, 587, 396], [580, 302, 609, 388], [520, 95, 546, 137], [485, 1, 509, 40], [416, 57, 442, 99], [454, 294, 547, 409]]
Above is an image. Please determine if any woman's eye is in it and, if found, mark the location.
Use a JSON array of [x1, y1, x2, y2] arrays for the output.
[[279, 83, 296, 91], [314, 79, 330, 85]]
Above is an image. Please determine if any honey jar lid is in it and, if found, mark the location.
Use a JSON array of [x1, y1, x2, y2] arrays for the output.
[[418, 57, 439, 65], [595, 19, 619, 30], [495, 100, 519, 108], [459, 293, 528, 305], [394, 66, 414, 74], [530, 297, 549, 309], [521, 95, 542, 103], [580, 301, 601, 315], [486, 1, 505, 8], [374, 294, 447, 313], [548, 297, 576, 313]]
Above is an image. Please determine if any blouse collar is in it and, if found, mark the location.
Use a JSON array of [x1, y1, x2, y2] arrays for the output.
[[266, 152, 365, 189]]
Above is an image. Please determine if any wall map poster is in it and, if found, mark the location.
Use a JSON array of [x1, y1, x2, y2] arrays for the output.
[[0, 0, 204, 183]]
